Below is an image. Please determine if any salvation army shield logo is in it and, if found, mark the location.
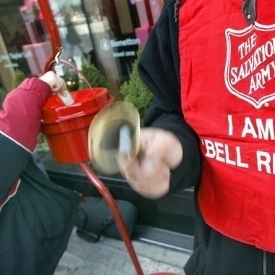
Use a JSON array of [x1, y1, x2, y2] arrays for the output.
[[224, 22, 275, 109]]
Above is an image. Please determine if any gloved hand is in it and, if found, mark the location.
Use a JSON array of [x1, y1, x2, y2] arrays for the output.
[[0, 72, 67, 151]]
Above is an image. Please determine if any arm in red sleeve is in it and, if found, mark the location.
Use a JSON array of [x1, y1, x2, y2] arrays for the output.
[[0, 77, 51, 152], [0, 77, 51, 208]]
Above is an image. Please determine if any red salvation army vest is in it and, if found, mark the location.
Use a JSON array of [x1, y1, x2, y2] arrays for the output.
[[179, 0, 275, 252]]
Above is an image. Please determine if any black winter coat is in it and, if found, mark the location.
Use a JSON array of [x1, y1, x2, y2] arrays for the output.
[[0, 134, 80, 274], [0, 77, 81, 274]]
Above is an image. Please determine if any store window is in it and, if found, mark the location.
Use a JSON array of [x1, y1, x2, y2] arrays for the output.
[[0, 0, 164, 104]]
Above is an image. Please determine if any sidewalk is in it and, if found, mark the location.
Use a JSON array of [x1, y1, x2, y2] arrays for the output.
[[54, 228, 190, 275]]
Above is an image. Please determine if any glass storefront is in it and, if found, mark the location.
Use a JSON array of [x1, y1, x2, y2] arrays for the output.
[[0, 0, 164, 102], [0, 1, 197, 238]]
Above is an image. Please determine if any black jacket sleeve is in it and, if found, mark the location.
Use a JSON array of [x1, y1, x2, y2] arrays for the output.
[[0, 133, 30, 205], [138, 0, 201, 192], [0, 77, 51, 206]]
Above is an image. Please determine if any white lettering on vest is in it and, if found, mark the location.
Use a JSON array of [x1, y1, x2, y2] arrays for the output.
[[238, 33, 257, 59], [256, 151, 275, 174], [241, 117, 275, 140], [249, 61, 275, 94], [228, 114, 233, 135], [230, 37, 275, 93], [202, 139, 249, 168]]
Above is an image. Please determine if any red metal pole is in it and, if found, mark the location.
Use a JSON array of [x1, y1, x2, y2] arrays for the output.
[[37, 0, 62, 71], [37, 2, 174, 274], [78, 162, 144, 275]]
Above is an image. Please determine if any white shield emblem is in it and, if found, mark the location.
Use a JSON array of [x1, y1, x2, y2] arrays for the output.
[[224, 22, 275, 109]]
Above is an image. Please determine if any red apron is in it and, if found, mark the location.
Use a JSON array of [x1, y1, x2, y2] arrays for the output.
[[179, 0, 275, 252]]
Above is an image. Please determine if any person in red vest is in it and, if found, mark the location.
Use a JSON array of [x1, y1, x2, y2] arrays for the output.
[[118, 0, 275, 274]]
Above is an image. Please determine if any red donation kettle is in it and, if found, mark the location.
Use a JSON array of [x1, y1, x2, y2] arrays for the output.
[[41, 87, 114, 163]]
